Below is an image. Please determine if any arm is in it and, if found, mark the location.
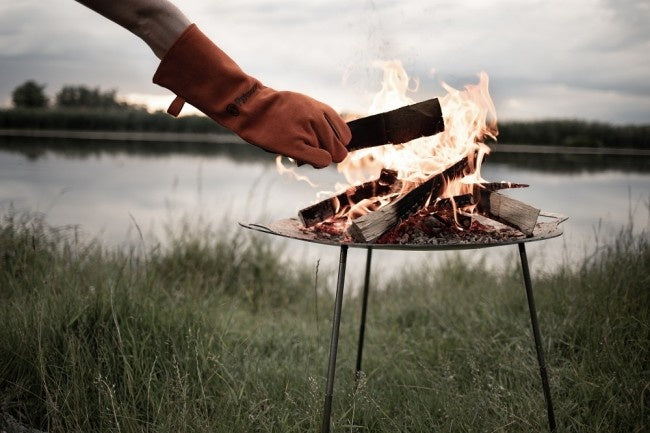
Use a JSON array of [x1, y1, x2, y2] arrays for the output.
[[75, 0, 351, 168], [74, 0, 190, 58]]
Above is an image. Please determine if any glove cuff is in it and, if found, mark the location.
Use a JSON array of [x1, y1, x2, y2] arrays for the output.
[[152, 24, 260, 122]]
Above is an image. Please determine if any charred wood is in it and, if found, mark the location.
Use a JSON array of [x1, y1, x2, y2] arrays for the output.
[[430, 182, 527, 212], [478, 182, 529, 191], [298, 169, 400, 227], [348, 156, 473, 243], [346, 98, 445, 151]]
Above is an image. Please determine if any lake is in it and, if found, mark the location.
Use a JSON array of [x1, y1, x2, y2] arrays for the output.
[[1, 136, 648, 289]]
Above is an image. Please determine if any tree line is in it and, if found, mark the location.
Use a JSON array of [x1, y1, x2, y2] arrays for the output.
[[10, 79, 143, 111], [3, 80, 225, 133], [3, 80, 649, 148], [497, 120, 649, 149]]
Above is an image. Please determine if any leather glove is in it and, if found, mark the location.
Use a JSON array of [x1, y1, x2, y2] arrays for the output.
[[153, 24, 351, 168]]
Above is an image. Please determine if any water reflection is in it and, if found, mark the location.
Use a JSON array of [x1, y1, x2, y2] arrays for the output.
[[1, 137, 648, 288], [0, 135, 274, 164], [3, 135, 648, 174]]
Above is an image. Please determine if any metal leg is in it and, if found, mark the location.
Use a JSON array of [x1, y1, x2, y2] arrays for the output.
[[355, 247, 373, 381], [518, 243, 557, 432], [321, 245, 348, 433]]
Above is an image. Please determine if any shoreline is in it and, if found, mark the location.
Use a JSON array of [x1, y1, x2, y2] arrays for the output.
[[0, 128, 246, 144], [489, 143, 650, 156], [1, 128, 649, 156]]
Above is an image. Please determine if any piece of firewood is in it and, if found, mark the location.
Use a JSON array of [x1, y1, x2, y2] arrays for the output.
[[477, 190, 540, 236], [427, 180, 529, 212], [348, 156, 472, 242], [478, 182, 529, 191], [431, 182, 528, 211], [346, 99, 445, 151], [298, 169, 400, 227]]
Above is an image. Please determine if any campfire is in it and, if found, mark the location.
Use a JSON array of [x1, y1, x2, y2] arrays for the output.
[[244, 63, 565, 433], [289, 61, 551, 246]]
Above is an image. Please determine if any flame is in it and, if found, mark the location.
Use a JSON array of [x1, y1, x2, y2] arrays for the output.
[[275, 156, 319, 187], [339, 61, 497, 186], [278, 60, 499, 226], [331, 61, 498, 222]]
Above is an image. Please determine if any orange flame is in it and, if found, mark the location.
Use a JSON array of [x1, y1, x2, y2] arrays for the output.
[[332, 61, 497, 221], [339, 61, 497, 186], [275, 156, 319, 187]]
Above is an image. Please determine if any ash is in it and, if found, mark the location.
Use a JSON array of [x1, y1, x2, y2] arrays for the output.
[[376, 213, 525, 245], [308, 212, 526, 245]]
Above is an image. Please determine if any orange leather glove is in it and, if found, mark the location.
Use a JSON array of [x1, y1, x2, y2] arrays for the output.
[[153, 24, 351, 168]]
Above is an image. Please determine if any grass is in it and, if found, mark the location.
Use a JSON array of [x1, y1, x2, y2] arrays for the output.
[[0, 211, 648, 432]]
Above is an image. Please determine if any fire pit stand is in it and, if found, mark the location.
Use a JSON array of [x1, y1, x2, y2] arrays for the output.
[[241, 213, 565, 432]]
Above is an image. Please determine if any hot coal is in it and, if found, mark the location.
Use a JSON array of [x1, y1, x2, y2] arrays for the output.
[[305, 209, 526, 246]]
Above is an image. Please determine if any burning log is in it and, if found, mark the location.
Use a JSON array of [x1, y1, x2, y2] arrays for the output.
[[298, 169, 401, 227], [423, 181, 531, 231], [430, 183, 528, 212], [477, 190, 540, 236], [346, 99, 445, 151], [348, 156, 473, 243]]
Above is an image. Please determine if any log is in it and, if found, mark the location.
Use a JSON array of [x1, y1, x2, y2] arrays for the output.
[[346, 99, 445, 151], [298, 169, 400, 227], [427, 181, 528, 214], [479, 182, 528, 191], [300, 178, 527, 228], [348, 156, 473, 243], [422, 183, 532, 232], [477, 190, 540, 236]]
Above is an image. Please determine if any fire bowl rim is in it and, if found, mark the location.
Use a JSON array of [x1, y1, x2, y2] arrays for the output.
[[239, 212, 567, 251]]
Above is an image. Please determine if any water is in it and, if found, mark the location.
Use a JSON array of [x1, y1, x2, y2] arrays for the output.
[[1, 137, 648, 290]]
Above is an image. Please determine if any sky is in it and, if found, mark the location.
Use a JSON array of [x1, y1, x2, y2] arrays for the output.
[[1, 0, 649, 124]]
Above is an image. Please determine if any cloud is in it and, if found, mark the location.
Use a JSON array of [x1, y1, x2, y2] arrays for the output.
[[496, 82, 650, 124], [0, 0, 648, 123]]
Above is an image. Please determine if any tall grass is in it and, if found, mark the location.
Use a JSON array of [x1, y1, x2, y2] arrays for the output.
[[0, 212, 648, 432]]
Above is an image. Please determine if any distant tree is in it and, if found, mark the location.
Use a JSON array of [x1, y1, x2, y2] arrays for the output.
[[55, 85, 130, 110], [11, 80, 49, 108]]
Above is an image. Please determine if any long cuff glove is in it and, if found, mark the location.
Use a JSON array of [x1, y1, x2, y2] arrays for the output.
[[153, 24, 351, 168]]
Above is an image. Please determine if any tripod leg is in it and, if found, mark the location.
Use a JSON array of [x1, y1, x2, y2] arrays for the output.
[[355, 248, 373, 381], [518, 242, 557, 432], [321, 245, 348, 433]]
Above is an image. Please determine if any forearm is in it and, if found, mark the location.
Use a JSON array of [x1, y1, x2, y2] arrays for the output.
[[75, 0, 190, 58]]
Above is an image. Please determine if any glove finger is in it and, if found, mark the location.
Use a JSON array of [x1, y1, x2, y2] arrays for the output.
[[291, 142, 333, 169], [324, 108, 352, 146], [314, 112, 350, 163]]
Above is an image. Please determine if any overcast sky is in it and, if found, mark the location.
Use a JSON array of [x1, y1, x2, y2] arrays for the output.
[[1, 0, 649, 124]]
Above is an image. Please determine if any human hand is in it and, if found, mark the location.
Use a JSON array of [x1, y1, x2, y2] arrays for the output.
[[153, 24, 350, 168]]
